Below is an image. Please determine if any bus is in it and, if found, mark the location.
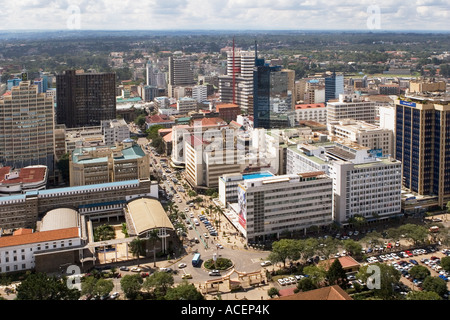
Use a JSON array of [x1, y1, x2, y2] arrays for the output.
[[192, 253, 201, 267]]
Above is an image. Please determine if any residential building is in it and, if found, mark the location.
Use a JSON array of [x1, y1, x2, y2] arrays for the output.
[[101, 119, 130, 146], [56, 70, 116, 128], [0, 81, 55, 173], [192, 85, 208, 103], [326, 93, 378, 126]]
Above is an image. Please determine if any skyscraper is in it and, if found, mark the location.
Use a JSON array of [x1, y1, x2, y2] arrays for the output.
[[56, 70, 116, 128], [168, 56, 195, 98], [0, 81, 55, 172], [395, 93, 450, 208], [325, 71, 344, 102]]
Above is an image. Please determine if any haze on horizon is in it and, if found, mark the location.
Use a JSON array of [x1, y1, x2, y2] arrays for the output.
[[0, 0, 448, 32]]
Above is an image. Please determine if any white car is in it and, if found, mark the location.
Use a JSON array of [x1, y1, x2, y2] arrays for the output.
[[178, 263, 187, 269], [130, 267, 141, 272], [260, 261, 272, 267], [110, 292, 120, 299], [277, 278, 286, 286]]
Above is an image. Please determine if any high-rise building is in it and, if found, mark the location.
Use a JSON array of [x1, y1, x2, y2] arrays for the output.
[[168, 56, 195, 97], [325, 72, 344, 102], [219, 50, 255, 114], [192, 85, 208, 103], [253, 58, 293, 129], [395, 93, 450, 208], [0, 81, 55, 173], [56, 70, 116, 128]]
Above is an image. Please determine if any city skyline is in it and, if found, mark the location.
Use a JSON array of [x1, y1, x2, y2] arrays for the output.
[[0, 0, 448, 32]]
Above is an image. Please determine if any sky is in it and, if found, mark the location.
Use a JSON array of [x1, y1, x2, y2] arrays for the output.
[[0, 0, 449, 32]]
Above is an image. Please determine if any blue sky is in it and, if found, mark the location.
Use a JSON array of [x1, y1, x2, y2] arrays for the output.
[[0, 0, 448, 31]]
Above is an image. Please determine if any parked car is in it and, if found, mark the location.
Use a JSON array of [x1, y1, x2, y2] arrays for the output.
[[261, 261, 272, 267], [130, 267, 141, 272], [409, 259, 418, 265], [209, 270, 221, 276], [178, 263, 187, 269], [277, 278, 286, 286], [119, 266, 129, 271]]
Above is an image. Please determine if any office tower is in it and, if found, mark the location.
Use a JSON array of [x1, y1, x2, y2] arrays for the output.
[[236, 172, 333, 242], [253, 57, 292, 129], [56, 70, 116, 128], [192, 85, 207, 103], [325, 72, 344, 102], [395, 94, 450, 208], [0, 81, 55, 173], [219, 50, 255, 114], [168, 56, 195, 97], [146, 61, 166, 88]]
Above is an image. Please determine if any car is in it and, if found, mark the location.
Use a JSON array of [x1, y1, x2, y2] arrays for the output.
[[203, 233, 210, 239], [119, 266, 129, 271], [409, 259, 418, 265], [353, 231, 359, 236], [288, 277, 296, 284], [141, 272, 150, 278], [110, 292, 120, 300], [130, 267, 141, 272], [160, 267, 173, 273], [277, 278, 286, 286], [181, 274, 193, 279], [216, 243, 224, 249], [294, 275, 305, 281], [261, 261, 272, 267], [347, 275, 356, 281], [178, 263, 187, 269], [209, 270, 221, 276]]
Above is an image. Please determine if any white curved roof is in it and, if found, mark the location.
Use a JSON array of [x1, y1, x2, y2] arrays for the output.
[[40, 208, 79, 231], [126, 198, 174, 236]]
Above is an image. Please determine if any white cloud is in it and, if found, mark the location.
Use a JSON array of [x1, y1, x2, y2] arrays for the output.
[[0, 0, 447, 31]]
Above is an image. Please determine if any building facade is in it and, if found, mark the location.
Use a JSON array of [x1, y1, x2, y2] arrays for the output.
[[56, 70, 116, 128], [0, 81, 55, 173]]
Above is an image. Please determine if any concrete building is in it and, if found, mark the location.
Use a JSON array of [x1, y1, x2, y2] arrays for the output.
[[328, 119, 393, 156], [168, 56, 195, 98], [295, 103, 327, 124], [0, 81, 55, 174], [326, 93, 378, 126], [215, 103, 240, 122], [56, 70, 116, 128], [0, 178, 157, 230], [395, 92, 450, 209], [192, 85, 208, 103], [101, 119, 130, 146], [177, 97, 198, 114], [69, 140, 150, 186], [235, 171, 333, 243]]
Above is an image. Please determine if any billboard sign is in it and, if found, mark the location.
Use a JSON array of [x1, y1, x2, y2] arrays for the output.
[[237, 184, 247, 229], [400, 100, 416, 108]]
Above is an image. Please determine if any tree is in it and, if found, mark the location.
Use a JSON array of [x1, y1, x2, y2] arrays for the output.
[[408, 265, 431, 281], [267, 287, 279, 298], [143, 271, 174, 299], [398, 224, 429, 246], [93, 224, 115, 242], [422, 276, 448, 297], [81, 275, 98, 297], [129, 238, 146, 266], [93, 278, 114, 298], [135, 114, 147, 128], [268, 239, 302, 268], [147, 229, 160, 267], [441, 256, 450, 272], [56, 152, 70, 184], [303, 265, 327, 286], [327, 259, 348, 288], [356, 263, 401, 300], [296, 277, 318, 292], [16, 273, 80, 300], [120, 274, 143, 300], [406, 291, 442, 300], [165, 281, 204, 300], [342, 239, 363, 259]]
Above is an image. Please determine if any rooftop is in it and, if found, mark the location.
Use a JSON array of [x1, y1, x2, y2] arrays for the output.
[[272, 285, 353, 300], [0, 227, 80, 248]]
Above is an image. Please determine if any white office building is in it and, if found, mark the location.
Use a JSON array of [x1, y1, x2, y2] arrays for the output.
[[235, 172, 333, 243]]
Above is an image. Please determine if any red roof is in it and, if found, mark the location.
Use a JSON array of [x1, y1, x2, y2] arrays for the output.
[[216, 103, 239, 110], [0, 166, 47, 185], [0, 227, 80, 248]]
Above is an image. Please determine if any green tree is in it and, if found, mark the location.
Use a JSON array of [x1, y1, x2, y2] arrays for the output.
[[408, 265, 431, 281], [303, 265, 327, 286], [327, 258, 348, 288], [406, 291, 442, 300], [165, 281, 204, 300], [267, 287, 280, 298], [56, 152, 70, 184], [146, 124, 164, 140], [81, 276, 98, 297], [342, 239, 363, 259], [135, 114, 147, 128], [356, 263, 401, 300], [93, 224, 115, 242], [268, 239, 302, 268], [422, 276, 448, 296], [143, 271, 174, 299], [296, 277, 318, 292], [398, 224, 429, 246], [120, 274, 143, 300], [93, 278, 114, 298], [147, 229, 160, 267], [129, 238, 146, 266], [441, 256, 450, 272], [16, 273, 80, 300]]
